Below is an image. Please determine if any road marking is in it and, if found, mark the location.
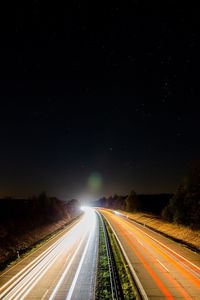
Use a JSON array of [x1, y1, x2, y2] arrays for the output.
[[2, 218, 88, 299], [0, 218, 81, 280], [101, 213, 149, 300], [41, 289, 49, 300], [7, 248, 59, 300], [157, 259, 169, 272], [103, 210, 194, 300], [128, 218, 200, 274], [136, 239, 144, 246], [123, 218, 200, 286], [66, 225, 93, 300], [0, 227, 75, 296], [105, 212, 174, 299], [48, 234, 86, 300]]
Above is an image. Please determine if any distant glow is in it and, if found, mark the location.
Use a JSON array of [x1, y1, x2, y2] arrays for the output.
[[79, 195, 95, 206], [81, 205, 91, 212]]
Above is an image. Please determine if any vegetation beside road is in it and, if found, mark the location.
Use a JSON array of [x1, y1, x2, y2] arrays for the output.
[[93, 161, 200, 250], [95, 216, 112, 299], [0, 193, 81, 271], [103, 216, 137, 299], [120, 211, 200, 251], [96, 213, 137, 299]]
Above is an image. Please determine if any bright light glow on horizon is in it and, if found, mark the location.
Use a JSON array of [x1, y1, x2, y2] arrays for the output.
[[80, 205, 92, 212], [79, 195, 95, 206]]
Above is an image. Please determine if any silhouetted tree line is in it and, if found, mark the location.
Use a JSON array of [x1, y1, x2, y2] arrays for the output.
[[93, 191, 172, 215], [162, 161, 200, 229], [0, 192, 80, 227], [0, 192, 81, 268], [94, 161, 200, 229]]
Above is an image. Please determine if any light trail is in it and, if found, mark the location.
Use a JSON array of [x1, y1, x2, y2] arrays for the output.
[[124, 216, 200, 277], [48, 233, 87, 300], [119, 216, 200, 288], [0, 208, 97, 300], [100, 209, 200, 299], [66, 209, 96, 300], [0, 220, 80, 297], [0, 218, 80, 283]]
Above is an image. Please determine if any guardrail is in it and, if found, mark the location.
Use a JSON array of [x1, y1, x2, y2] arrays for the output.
[[97, 212, 124, 300]]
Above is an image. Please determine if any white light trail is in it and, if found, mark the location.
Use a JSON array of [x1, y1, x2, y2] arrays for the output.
[[66, 210, 96, 300], [0, 208, 97, 300]]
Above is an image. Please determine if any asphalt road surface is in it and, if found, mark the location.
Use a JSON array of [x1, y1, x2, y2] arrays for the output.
[[0, 207, 99, 300], [99, 209, 200, 300]]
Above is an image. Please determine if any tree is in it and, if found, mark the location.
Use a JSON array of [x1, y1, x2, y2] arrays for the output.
[[162, 161, 200, 228], [124, 190, 139, 212]]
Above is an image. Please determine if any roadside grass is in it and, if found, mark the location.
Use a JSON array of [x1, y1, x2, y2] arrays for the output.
[[95, 216, 112, 299], [119, 210, 200, 251], [0, 215, 82, 272], [103, 217, 137, 300]]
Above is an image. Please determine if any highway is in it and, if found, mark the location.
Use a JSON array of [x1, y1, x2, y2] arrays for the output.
[[99, 209, 200, 300], [0, 207, 99, 300]]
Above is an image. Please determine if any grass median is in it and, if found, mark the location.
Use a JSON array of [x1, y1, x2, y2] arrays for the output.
[[95, 215, 112, 299], [103, 216, 137, 300], [96, 212, 137, 299]]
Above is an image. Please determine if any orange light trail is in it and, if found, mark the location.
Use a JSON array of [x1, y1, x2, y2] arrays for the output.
[[101, 210, 198, 300], [120, 216, 200, 290]]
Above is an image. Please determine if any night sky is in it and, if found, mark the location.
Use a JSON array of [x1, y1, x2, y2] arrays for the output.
[[0, 1, 199, 200]]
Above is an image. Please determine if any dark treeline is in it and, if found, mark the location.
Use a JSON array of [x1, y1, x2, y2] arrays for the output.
[[0, 192, 80, 225], [94, 162, 200, 230], [92, 192, 172, 216], [0, 192, 81, 268], [162, 162, 200, 229]]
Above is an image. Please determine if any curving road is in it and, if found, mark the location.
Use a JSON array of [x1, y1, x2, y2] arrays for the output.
[[99, 209, 200, 300], [0, 208, 99, 300]]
